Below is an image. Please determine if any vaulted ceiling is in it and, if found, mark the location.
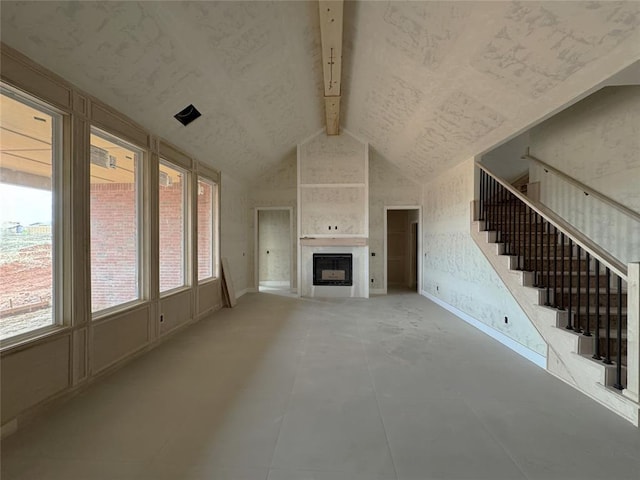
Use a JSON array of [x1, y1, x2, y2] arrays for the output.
[[1, 1, 639, 184]]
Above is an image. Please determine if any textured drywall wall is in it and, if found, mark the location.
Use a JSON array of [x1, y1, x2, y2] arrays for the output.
[[530, 86, 640, 264], [369, 150, 421, 290], [221, 173, 250, 294], [299, 132, 367, 237], [422, 158, 547, 357], [258, 210, 291, 284], [249, 154, 297, 289]]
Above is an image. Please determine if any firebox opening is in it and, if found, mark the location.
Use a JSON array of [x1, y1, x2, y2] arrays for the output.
[[313, 253, 353, 286]]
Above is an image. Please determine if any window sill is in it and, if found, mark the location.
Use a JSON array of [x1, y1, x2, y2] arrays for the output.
[[0, 323, 69, 354], [91, 299, 148, 323], [160, 286, 191, 299]]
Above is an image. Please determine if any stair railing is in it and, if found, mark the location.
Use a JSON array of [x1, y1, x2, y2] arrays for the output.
[[477, 162, 628, 391], [523, 154, 640, 222]]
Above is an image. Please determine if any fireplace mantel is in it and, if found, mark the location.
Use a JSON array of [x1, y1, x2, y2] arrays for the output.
[[299, 237, 367, 247]]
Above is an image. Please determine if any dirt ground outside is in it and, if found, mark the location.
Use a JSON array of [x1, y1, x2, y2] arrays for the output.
[[0, 231, 53, 339]]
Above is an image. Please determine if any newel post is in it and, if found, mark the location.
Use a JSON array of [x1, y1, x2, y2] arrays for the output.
[[624, 263, 640, 404]]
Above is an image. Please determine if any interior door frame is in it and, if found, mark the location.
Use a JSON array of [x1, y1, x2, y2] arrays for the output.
[[254, 206, 294, 291], [409, 220, 418, 290], [383, 205, 422, 294]]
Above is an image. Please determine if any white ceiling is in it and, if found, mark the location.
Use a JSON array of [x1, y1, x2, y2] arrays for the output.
[[1, 1, 639, 184]]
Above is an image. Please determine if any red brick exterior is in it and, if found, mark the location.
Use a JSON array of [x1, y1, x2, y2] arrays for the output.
[[159, 181, 185, 292], [90, 183, 138, 312], [2, 180, 215, 322], [197, 180, 213, 280]]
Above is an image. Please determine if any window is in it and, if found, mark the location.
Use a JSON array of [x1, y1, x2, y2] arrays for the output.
[[197, 178, 217, 281], [90, 128, 143, 314], [0, 87, 61, 341], [159, 161, 188, 293]]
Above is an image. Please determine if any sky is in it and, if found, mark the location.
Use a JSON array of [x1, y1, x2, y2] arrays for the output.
[[0, 183, 52, 225]]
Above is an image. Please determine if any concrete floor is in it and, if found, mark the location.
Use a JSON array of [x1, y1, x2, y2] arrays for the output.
[[2, 292, 640, 480]]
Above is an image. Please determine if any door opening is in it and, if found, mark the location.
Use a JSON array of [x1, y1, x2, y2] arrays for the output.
[[384, 207, 421, 294], [256, 208, 293, 297]]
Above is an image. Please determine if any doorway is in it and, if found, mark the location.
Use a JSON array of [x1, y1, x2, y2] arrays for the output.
[[255, 207, 294, 296], [384, 207, 421, 294]]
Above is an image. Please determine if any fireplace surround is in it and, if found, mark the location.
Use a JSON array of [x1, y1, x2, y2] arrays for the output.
[[313, 253, 353, 286]]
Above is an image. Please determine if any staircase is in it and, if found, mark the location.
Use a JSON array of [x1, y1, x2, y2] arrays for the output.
[[472, 166, 639, 425]]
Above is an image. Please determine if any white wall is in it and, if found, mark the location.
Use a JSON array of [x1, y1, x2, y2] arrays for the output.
[[369, 150, 422, 290], [529, 86, 640, 264], [221, 173, 250, 295], [298, 132, 368, 237], [246, 147, 421, 293], [422, 158, 547, 357]]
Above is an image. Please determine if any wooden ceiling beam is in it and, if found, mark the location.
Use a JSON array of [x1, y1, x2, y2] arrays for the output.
[[318, 0, 343, 135]]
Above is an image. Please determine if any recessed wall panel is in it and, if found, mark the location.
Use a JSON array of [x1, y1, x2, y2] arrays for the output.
[[197, 279, 222, 316], [160, 290, 193, 336], [1, 335, 70, 423], [92, 306, 150, 374]]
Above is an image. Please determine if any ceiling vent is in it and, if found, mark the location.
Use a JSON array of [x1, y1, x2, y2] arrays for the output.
[[90, 145, 117, 169], [174, 104, 201, 126]]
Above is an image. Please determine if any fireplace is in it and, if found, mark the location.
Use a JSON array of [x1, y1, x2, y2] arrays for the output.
[[313, 253, 353, 286]]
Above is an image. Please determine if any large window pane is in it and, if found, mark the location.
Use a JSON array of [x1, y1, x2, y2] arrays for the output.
[[0, 89, 58, 340], [90, 129, 142, 313], [197, 178, 216, 281], [159, 161, 187, 293]]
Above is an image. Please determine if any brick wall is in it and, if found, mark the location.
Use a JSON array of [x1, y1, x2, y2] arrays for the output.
[[90, 183, 138, 311], [159, 182, 184, 292], [89, 180, 215, 311], [197, 181, 213, 280]]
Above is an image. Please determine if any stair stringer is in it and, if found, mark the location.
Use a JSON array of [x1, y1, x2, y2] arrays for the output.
[[470, 219, 640, 426]]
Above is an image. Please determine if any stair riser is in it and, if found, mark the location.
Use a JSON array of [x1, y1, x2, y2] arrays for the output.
[[490, 223, 549, 233], [595, 338, 628, 358], [498, 234, 558, 244], [571, 317, 627, 332], [557, 312, 627, 330], [556, 293, 627, 308], [541, 275, 610, 288], [527, 259, 589, 271], [577, 336, 628, 367], [518, 245, 573, 256]]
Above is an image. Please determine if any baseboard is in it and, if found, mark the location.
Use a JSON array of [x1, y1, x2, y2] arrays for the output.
[[421, 290, 547, 369], [370, 288, 385, 295], [236, 288, 249, 298], [259, 281, 290, 287]]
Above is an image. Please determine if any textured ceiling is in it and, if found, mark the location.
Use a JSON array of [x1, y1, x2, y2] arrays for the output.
[[1, 1, 639, 184]]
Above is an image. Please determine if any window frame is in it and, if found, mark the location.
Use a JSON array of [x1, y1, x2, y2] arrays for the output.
[[159, 158, 191, 297], [196, 176, 218, 283], [89, 126, 146, 319], [0, 84, 65, 346]]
